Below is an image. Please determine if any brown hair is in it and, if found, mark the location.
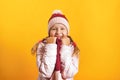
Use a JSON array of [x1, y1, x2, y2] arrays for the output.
[[31, 42, 39, 55], [68, 36, 80, 57]]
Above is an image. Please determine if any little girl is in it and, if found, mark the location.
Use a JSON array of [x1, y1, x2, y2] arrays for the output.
[[31, 10, 80, 80]]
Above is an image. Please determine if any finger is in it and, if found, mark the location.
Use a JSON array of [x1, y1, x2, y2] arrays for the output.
[[54, 37, 57, 40], [54, 37, 57, 39]]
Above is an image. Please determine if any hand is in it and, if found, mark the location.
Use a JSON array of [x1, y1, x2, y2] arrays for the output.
[[61, 36, 70, 46], [46, 37, 57, 44]]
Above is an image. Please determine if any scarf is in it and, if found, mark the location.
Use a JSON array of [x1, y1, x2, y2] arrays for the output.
[[55, 38, 62, 71]]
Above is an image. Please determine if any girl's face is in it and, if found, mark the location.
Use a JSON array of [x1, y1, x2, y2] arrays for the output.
[[49, 23, 68, 39]]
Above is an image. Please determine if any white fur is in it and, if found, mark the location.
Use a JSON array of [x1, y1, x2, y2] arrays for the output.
[[36, 42, 79, 80]]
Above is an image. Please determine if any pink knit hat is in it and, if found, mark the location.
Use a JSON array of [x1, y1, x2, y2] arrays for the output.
[[48, 10, 70, 32]]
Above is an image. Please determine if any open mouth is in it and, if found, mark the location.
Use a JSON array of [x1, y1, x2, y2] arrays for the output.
[[55, 34, 62, 38], [55, 35, 62, 39], [55, 36, 61, 39]]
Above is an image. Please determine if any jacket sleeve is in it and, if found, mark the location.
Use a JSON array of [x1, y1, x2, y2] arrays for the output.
[[36, 43, 57, 78], [60, 44, 79, 79]]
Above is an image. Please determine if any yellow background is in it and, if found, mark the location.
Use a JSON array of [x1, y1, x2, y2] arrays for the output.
[[0, 0, 120, 80]]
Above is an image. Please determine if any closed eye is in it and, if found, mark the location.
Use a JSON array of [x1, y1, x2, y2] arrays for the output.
[[61, 28, 65, 30], [51, 28, 56, 30]]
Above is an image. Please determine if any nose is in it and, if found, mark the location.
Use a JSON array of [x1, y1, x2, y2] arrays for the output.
[[56, 29, 61, 34]]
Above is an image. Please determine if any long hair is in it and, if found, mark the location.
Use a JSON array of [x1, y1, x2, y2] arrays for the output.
[[31, 42, 39, 55], [68, 36, 80, 57]]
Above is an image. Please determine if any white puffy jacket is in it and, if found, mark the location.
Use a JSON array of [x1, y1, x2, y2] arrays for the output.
[[36, 42, 79, 80]]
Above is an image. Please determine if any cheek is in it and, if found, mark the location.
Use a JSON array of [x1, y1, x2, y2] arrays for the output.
[[62, 32, 68, 36], [63, 33, 68, 37], [49, 31, 55, 37]]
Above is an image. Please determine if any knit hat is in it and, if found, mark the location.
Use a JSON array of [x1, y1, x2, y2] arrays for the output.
[[48, 10, 70, 32]]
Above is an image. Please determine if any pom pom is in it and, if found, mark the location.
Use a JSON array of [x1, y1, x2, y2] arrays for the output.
[[52, 10, 63, 14]]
